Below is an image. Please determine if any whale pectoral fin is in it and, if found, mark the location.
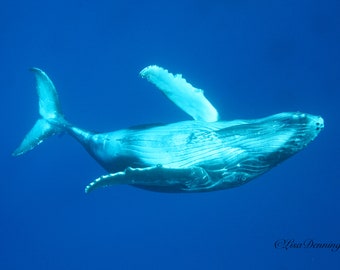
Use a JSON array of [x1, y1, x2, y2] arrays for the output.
[[85, 166, 214, 193], [140, 65, 219, 122], [85, 171, 126, 194]]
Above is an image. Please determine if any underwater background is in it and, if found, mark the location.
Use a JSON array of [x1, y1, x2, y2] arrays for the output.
[[1, 0, 339, 269]]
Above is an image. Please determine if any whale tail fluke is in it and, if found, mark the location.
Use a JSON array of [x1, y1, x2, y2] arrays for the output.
[[13, 68, 68, 156]]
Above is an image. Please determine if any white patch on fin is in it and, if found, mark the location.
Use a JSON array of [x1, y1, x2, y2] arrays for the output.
[[140, 65, 219, 122]]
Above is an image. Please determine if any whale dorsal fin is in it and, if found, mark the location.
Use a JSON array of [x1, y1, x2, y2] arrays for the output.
[[140, 65, 219, 122]]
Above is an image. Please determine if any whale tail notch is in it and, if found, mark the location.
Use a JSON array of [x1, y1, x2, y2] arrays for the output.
[[12, 68, 67, 156]]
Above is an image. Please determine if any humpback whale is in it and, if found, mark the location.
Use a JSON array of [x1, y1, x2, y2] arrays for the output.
[[13, 65, 324, 193]]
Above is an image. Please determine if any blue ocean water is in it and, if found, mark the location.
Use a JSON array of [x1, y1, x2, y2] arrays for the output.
[[1, 0, 339, 269]]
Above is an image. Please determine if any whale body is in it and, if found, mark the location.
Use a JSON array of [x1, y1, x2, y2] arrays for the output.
[[13, 66, 324, 193]]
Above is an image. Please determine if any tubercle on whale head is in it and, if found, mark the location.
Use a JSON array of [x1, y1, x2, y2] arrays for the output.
[[289, 112, 324, 140], [266, 112, 324, 155]]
